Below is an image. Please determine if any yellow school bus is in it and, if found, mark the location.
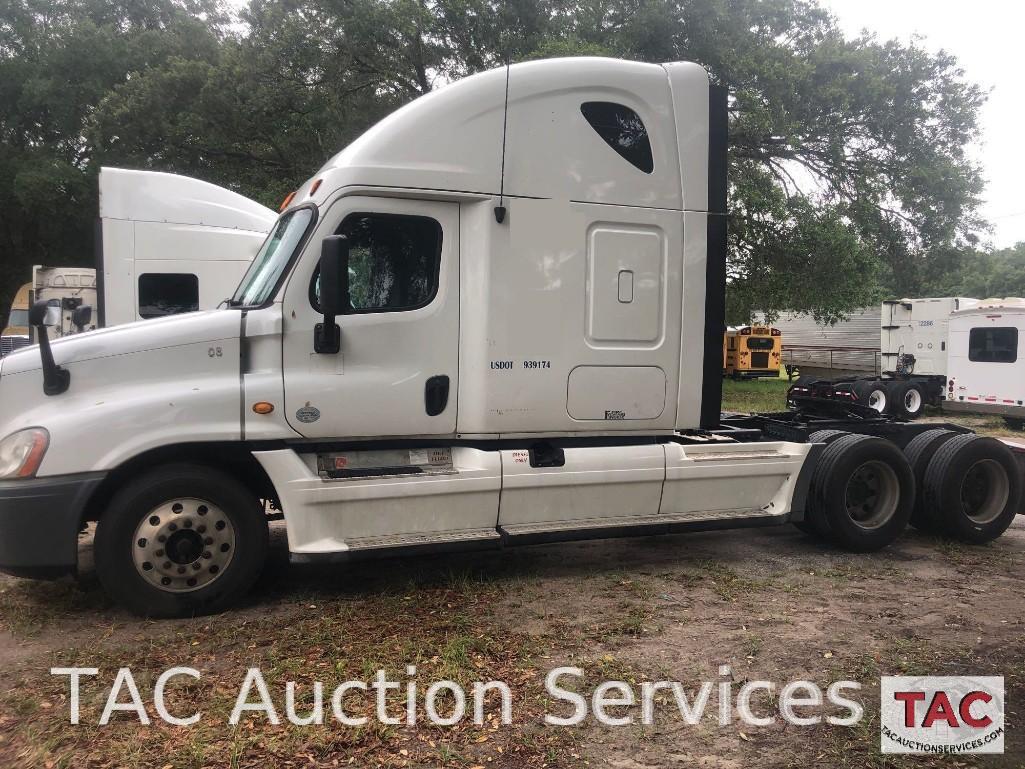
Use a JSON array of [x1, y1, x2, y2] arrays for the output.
[[724, 325, 782, 379], [0, 282, 31, 357]]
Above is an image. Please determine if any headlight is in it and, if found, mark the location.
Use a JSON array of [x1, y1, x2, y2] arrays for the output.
[[0, 428, 50, 479]]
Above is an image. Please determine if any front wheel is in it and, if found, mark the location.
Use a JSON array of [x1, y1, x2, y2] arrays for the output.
[[95, 464, 269, 618]]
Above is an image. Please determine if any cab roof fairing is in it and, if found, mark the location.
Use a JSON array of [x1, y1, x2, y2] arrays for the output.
[[291, 57, 711, 213], [99, 167, 277, 234]]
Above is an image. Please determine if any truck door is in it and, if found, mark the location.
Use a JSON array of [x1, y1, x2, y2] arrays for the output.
[[280, 197, 459, 439]]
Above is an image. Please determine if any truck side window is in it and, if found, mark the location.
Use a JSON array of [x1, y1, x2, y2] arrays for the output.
[[968, 327, 1018, 363], [313, 213, 442, 313], [138, 273, 199, 319], [580, 101, 654, 174]]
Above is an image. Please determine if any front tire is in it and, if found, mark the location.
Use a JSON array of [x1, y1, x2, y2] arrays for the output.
[[95, 464, 269, 618]]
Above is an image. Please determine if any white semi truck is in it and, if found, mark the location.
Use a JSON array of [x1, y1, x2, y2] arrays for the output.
[[97, 167, 276, 326], [0, 58, 1021, 617]]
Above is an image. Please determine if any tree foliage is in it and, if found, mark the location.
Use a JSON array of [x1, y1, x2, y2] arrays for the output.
[[0, 0, 994, 326]]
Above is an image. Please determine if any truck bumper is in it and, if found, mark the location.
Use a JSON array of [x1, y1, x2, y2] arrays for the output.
[[0, 472, 106, 578]]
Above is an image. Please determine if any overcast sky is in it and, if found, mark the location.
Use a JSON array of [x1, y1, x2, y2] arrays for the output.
[[820, 0, 1024, 248]]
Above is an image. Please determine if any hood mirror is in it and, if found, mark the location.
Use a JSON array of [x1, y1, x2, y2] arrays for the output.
[[28, 300, 70, 396]]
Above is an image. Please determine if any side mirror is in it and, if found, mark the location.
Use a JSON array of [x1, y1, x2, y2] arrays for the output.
[[28, 300, 70, 396], [315, 235, 349, 354], [29, 300, 57, 328], [72, 305, 93, 331]]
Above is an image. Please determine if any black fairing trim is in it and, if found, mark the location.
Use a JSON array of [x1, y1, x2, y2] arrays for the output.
[[700, 84, 729, 430]]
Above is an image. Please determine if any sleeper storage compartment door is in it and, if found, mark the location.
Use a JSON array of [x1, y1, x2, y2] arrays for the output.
[[567, 366, 666, 421], [497, 444, 664, 535], [660, 442, 812, 522]]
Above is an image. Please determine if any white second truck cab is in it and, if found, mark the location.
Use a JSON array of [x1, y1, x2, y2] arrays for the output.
[[0, 58, 1020, 616]]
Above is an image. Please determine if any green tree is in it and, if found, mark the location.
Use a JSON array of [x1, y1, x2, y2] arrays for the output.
[[0, 0, 222, 318], [0, 0, 989, 328], [923, 242, 1025, 299]]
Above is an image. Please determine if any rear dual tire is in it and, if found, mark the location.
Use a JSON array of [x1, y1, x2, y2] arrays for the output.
[[803, 434, 915, 551], [851, 380, 925, 419], [903, 429, 959, 531], [852, 380, 889, 415], [921, 434, 1021, 543]]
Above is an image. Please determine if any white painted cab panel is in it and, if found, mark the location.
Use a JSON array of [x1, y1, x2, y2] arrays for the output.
[[253, 447, 501, 553]]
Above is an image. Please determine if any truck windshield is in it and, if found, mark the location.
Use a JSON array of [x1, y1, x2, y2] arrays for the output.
[[6, 309, 29, 327], [231, 207, 315, 307]]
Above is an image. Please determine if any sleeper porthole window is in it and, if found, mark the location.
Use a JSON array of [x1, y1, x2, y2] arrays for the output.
[[580, 101, 654, 174]]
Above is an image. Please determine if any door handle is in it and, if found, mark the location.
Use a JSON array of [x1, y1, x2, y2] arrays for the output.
[[425, 375, 450, 416]]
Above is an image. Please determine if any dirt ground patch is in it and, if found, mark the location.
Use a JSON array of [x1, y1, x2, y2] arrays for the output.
[[0, 517, 1022, 768]]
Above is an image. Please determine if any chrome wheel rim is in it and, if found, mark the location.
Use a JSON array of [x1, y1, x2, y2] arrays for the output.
[[960, 459, 1009, 525], [132, 498, 236, 593], [868, 389, 887, 413], [844, 460, 900, 529]]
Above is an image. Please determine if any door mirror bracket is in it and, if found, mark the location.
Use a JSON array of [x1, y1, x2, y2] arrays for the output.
[[315, 235, 349, 354]]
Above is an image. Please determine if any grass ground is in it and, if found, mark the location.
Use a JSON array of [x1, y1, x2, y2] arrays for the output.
[[0, 375, 1022, 767]]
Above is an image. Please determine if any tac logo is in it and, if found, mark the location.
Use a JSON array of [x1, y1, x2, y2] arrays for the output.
[[880, 676, 1004, 754]]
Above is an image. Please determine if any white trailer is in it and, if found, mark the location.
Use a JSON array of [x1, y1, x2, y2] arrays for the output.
[[756, 307, 882, 379], [881, 297, 978, 376], [945, 299, 1025, 427], [98, 168, 276, 326], [0, 58, 1020, 617]]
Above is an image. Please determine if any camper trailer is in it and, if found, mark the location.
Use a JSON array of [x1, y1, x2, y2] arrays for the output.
[[0, 59, 1020, 617], [945, 299, 1025, 428]]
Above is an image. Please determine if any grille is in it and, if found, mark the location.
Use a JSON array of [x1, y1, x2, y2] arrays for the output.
[[0, 335, 30, 357], [750, 352, 770, 369]]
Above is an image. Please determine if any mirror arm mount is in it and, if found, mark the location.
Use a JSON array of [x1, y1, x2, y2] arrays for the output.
[[28, 300, 70, 396], [314, 315, 340, 354]]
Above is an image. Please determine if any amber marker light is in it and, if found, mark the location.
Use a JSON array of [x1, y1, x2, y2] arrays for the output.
[[279, 191, 297, 211], [310, 178, 323, 195], [252, 402, 275, 415]]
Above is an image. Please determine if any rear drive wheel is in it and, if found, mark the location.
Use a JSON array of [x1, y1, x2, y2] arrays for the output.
[[808, 429, 849, 445], [807, 434, 914, 551], [903, 429, 958, 531], [891, 381, 925, 419], [852, 380, 888, 414], [95, 464, 269, 618], [923, 435, 1022, 543]]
